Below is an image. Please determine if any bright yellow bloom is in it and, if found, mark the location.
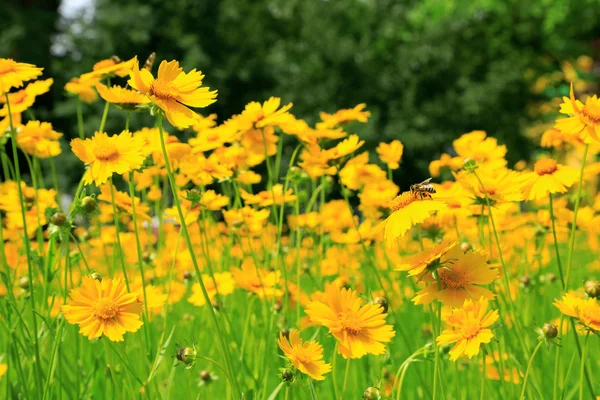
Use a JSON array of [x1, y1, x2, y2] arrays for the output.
[[0, 363, 6, 378], [0, 78, 53, 116], [0, 58, 43, 94], [437, 297, 499, 361], [554, 292, 600, 332], [71, 130, 146, 185], [452, 131, 507, 170], [455, 167, 525, 204], [238, 97, 293, 130], [305, 284, 395, 359], [128, 58, 217, 129], [96, 83, 150, 109], [382, 191, 446, 248], [97, 184, 151, 221], [522, 158, 579, 201], [376, 140, 404, 169], [62, 277, 143, 342], [132, 284, 167, 318], [231, 258, 282, 299], [412, 245, 498, 308], [396, 239, 457, 277], [325, 134, 365, 160], [277, 330, 332, 380], [317, 103, 370, 129], [223, 206, 270, 236], [339, 152, 386, 190], [199, 190, 230, 210], [240, 184, 296, 207], [65, 76, 99, 103], [555, 83, 600, 143], [188, 272, 235, 306], [80, 57, 135, 81], [16, 121, 62, 158]]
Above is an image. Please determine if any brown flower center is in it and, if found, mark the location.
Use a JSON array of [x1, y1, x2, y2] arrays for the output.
[[94, 298, 118, 320], [94, 144, 120, 162], [582, 102, 600, 123], [340, 311, 364, 335], [439, 269, 466, 289], [534, 158, 558, 176], [462, 321, 482, 339], [389, 191, 418, 211], [150, 79, 175, 100]]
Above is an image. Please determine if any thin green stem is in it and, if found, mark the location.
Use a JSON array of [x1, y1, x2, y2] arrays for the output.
[[548, 193, 565, 287], [519, 341, 543, 399], [578, 333, 590, 400]]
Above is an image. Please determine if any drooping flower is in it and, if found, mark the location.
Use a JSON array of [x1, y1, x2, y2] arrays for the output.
[[412, 245, 499, 308], [16, 121, 62, 158], [395, 239, 457, 277], [522, 158, 580, 201], [436, 297, 499, 361], [65, 75, 100, 103], [0, 58, 43, 94], [376, 140, 404, 170], [382, 191, 446, 248], [62, 277, 143, 342], [96, 83, 150, 110], [305, 284, 395, 359], [277, 330, 332, 380], [0, 78, 53, 116], [555, 83, 600, 143], [554, 292, 600, 332], [188, 272, 236, 307], [128, 58, 217, 129], [71, 130, 146, 185]]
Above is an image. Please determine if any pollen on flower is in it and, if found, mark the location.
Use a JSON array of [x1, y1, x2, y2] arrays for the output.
[[340, 312, 364, 335], [462, 322, 482, 339], [94, 144, 120, 161], [389, 191, 418, 211], [94, 298, 118, 320], [439, 269, 467, 289], [534, 158, 558, 176], [582, 102, 600, 122], [150, 80, 175, 100]]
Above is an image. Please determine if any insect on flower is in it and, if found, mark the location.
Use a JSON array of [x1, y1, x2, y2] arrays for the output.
[[410, 177, 436, 199]]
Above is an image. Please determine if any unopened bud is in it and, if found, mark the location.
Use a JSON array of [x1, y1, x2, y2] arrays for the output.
[[81, 196, 97, 213], [584, 280, 600, 298], [176, 347, 196, 365], [90, 272, 102, 282], [363, 387, 381, 400], [374, 297, 388, 314], [18, 277, 29, 290], [460, 242, 472, 252], [520, 276, 531, 287], [51, 212, 67, 226], [200, 370, 211, 382], [281, 368, 293, 382], [542, 323, 558, 339], [280, 328, 291, 339]]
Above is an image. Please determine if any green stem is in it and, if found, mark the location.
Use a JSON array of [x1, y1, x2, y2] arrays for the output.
[[108, 177, 131, 289], [308, 379, 319, 400], [578, 333, 590, 400], [342, 358, 350, 397], [156, 113, 240, 397], [480, 351, 486, 400], [98, 100, 110, 133], [548, 193, 565, 287], [519, 341, 543, 399]]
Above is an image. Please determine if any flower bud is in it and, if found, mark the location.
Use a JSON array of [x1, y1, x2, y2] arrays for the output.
[[18, 277, 29, 290], [280, 328, 291, 339], [183, 271, 193, 281], [90, 272, 102, 282], [460, 242, 472, 252], [462, 158, 478, 171], [273, 300, 283, 313], [363, 387, 381, 400], [176, 347, 196, 365], [51, 212, 67, 226], [281, 368, 293, 382], [374, 297, 388, 314], [584, 280, 600, 298], [547, 273, 557, 283], [200, 370, 211, 382], [542, 323, 558, 339], [520, 276, 531, 287], [81, 196, 97, 213]]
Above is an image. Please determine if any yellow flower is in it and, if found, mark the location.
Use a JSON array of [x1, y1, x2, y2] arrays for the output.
[[188, 272, 235, 306], [382, 191, 446, 248], [231, 258, 282, 299], [317, 103, 370, 129], [0, 78, 53, 116], [522, 158, 580, 201], [396, 239, 457, 277], [199, 190, 230, 210], [97, 183, 151, 221], [452, 131, 507, 170], [62, 277, 143, 342], [128, 58, 217, 129], [0, 363, 6, 378], [455, 167, 525, 204], [133, 285, 167, 318], [16, 121, 62, 158], [325, 134, 365, 160], [65, 76, 99, 103], [339, 152, 386, 190], [238, 97, 293, 130], [223, 206, 270, 236], [80, 57, 135, 81], [71, 130, 146, 185], [240, 184, 296, 207], [412, 245, 499, 308], [305, 284, 395, 359], [555, 83, 600, 143], [0, 58, 43, 94], [436, 297, 499, 361], [96, 83, 150, 110], [376, 140, 404, 169], [277, 330, 332, 380], [554, 292, 600, 332]]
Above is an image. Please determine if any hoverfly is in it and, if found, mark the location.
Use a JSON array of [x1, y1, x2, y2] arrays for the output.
[[143, 52, 156, 72], [410, 177, 436, 199]]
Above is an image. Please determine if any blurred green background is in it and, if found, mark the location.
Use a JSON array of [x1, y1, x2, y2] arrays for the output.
[[3, 0, 600, 190]]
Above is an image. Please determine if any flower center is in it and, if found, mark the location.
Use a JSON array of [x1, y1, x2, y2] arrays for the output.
[[94, 298, 118, 320], [94, 144, 120, 162], [0, 60, 16, 75], [439, 268, 466, 289], [461, 321, 482, 339], [150, 79, 175, 100], [534, 159, 558, 175], [582, 101, 600, 122], [339, 311, 364, 335], [389, 191, 418, 211]]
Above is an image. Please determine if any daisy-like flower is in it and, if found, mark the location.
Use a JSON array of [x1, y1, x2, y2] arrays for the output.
[[436, 297, 499, 361], [316, 103, 370, 130], [71, 130, 146, 185], [16, 121, 62, 158], [396, 239, 457, 277], [96, 83, 150, 110], [277, 330, 332, 380], [0, 58, 43, 94], [555, 83, 600, 143], [128, 58, 217, 129], [305, 284, 395, 359], [325, 134, 365, 160], [61, 277, 143, 342], [237, 97, 293, 130], [240, 184, 297, 207], [188, 272, 236, 307], [382, 191, 446, 248], [455, 167, 525, 204], [231, 258, 282, 299], [65, 76, 100, 103], [412, 245, 499, 308], [80, 57, 135, 81], [376, 140, 404, 170], [0, 78, 53, 116], [554, 292, 600, 332], [522, 158, 580, 201]]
